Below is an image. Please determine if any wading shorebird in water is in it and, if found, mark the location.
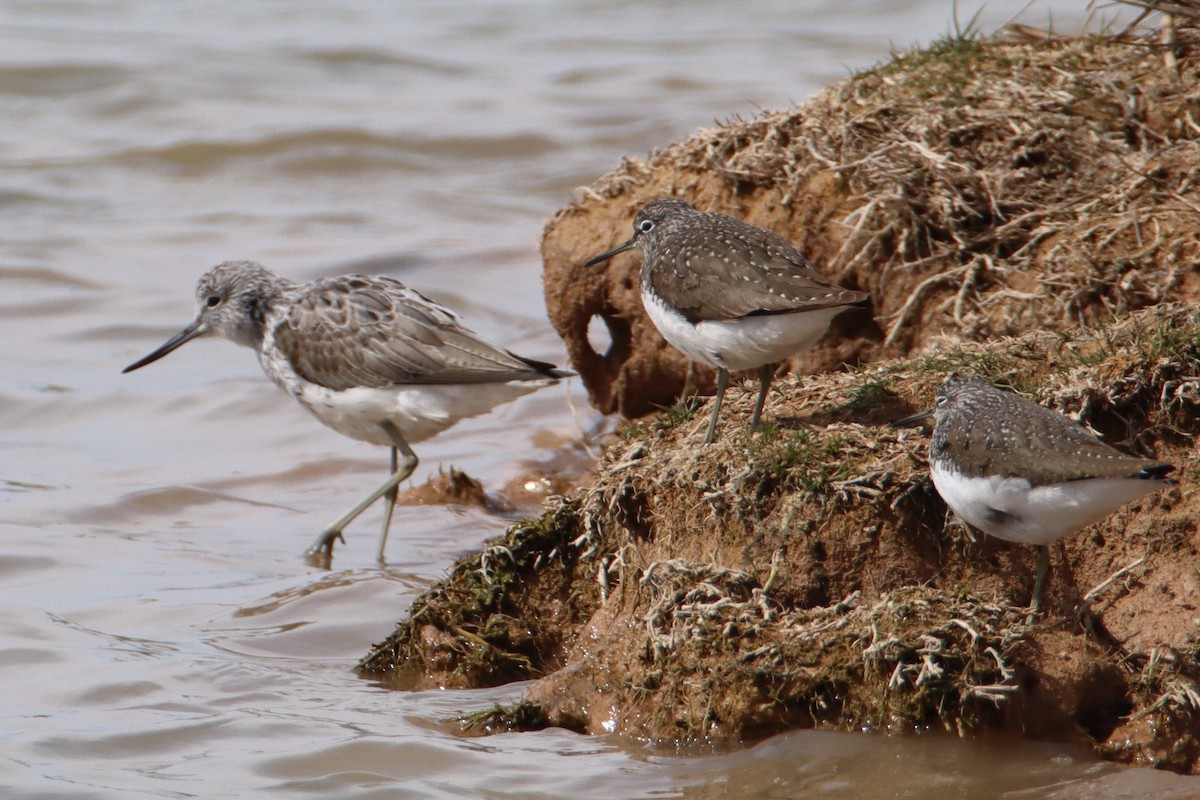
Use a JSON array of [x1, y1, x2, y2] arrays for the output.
[[124, 261, 570, 563]]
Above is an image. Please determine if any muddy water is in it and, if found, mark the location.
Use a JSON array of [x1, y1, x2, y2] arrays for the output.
[[5, 0, 1200, 797]]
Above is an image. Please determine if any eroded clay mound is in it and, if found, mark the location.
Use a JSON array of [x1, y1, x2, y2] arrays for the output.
[[542, 35, 1200, 418]]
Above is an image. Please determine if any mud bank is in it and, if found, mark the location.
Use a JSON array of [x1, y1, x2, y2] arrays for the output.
[[363, 303, 1200, 770], [362, 24, 1200, 773]]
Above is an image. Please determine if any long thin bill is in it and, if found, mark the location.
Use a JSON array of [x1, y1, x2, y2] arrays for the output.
[[583, 238, 635, 267], [122, 319, 205, 373], [890, 408, 934, 428]]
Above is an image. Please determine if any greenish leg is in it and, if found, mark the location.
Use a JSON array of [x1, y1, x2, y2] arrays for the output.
[[749, 363, 774, 433], [377, 446, 401, 563], [704, 368, 729, 444], [1027, 545, 1050, 622], [305, 421, 418, 563]]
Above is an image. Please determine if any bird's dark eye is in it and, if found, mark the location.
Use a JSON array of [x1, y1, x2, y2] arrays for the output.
[[206, 295, 221, 308], [638, 219, 654, 233], [935, 394, 948, 406]]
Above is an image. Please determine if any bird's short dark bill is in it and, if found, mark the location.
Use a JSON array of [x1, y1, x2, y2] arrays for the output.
[[584, 238, 635, 267], [122, 319, 205, 373]]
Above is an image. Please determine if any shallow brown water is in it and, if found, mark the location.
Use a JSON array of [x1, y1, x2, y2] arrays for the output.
[[5, 0, 1200, 796]]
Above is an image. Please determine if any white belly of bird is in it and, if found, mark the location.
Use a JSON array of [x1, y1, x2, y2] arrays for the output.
[[643, 291, 842, 371], [292, 381, 547, 447], [930, 461, 1163, 547]]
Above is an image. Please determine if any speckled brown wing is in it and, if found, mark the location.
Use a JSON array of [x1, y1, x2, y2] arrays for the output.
[[272, 275, 559, 389], [647, 211, 869, 322], [936, 383, 1169, 485]]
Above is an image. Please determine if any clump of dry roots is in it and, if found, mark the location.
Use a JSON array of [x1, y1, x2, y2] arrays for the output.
[[632, 560, 1032, 738]]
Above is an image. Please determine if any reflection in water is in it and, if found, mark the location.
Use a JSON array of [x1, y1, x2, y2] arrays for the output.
[[662, 730, 1200, 800], [231, 569, 377, 618], [2, 0, 1197, 797]]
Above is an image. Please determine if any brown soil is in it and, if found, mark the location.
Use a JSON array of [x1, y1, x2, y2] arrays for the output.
[[398, 467, 498, 510], [361, 17, 1200, 775], [397, 436, 593, 512]]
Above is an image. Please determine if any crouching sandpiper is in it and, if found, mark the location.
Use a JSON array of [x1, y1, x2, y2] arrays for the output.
[[896, 374, 1176, 614]]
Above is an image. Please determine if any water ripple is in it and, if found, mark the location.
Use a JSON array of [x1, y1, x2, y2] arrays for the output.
[[0, 63, 127, 96], [288, 47, 467, 76], [108, 128, 561, 177]]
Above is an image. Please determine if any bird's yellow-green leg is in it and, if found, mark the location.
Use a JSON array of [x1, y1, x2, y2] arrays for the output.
[[305, 421, 417, 562], [749, 363, 774, 433], [1028, 545, 1051, 622], [704, 367, 730, 444]]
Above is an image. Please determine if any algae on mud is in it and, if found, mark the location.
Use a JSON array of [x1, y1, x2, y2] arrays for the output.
[[362, 18, 1200, 774]]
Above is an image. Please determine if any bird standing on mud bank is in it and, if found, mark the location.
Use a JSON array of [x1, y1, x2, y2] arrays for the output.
[[895, 374, 1177, 613], [585, 198, 869, 443]]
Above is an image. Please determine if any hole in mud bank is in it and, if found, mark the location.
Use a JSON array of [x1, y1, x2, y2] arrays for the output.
[[1077, 689, 1132, 743], [586, 312, 631, 365], [586, 313, 612, 356]]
